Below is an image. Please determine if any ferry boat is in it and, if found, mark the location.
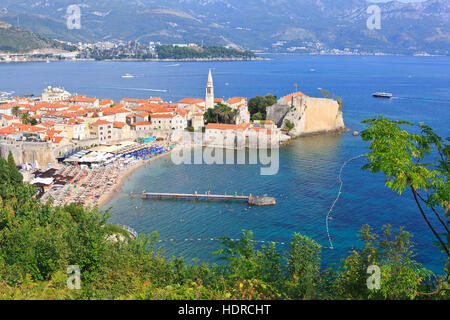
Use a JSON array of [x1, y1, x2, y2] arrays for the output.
[[122, 73, 134, 78], [372, 92, 393, 98]]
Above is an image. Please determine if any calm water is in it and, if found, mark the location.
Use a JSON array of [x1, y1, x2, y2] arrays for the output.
[[1, 55, 449, 273]]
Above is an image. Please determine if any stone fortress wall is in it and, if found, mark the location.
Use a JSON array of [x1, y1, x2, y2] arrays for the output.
[[266, 94, 346, 137]]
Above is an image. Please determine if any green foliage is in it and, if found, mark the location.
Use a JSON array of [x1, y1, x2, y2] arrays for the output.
[[0, 21, 75, 53], [11, 106, 21, 118], [156, 45, 256, 60], [213, 230, 323, 299], [248, 94, 277, 119], [286, 233, 322, 299], [204, 103, 237, 124], [328, 225, 434, 300], [284, 119, 295, 131], [252, 112, 264, 121], [361, 116, 449, 262]]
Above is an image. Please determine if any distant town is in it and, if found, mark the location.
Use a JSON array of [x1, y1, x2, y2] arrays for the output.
[[1, 38, 435, 63], [0, 41, 263, 63]]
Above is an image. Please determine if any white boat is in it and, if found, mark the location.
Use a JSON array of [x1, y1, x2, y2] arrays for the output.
[[122, 73, 134, 78], [373, 92, 393, 98]]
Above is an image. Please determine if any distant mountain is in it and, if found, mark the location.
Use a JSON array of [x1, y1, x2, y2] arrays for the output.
[[0, 20, 74, 53], [0, 0, 448, 54]]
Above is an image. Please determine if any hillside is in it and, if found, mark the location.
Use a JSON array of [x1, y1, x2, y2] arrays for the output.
[[0, 0, 448, 54], [0, 20, 74, 53]]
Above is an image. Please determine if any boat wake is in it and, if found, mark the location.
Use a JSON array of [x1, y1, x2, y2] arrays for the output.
[[392, 96, 450, 104], [106, 87, 168, 93]]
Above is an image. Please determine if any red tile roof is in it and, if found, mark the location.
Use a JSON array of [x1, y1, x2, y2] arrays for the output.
[[227, 97, 247, 104], [206, 122, 251, 131], [113, 122, 126, 128], [91, 119, 111, 126], [151, 114, 175, 119], [179, 98, 205, 104], [280, 91, 308, 101], [133, 121, 151, 126]]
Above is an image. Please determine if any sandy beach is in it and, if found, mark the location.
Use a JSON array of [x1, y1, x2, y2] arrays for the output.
[[38, 143, 175, 209], [98, 150, 173, 208]]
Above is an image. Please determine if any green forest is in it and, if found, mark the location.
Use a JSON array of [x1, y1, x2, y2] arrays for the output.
[[0, 117, 448, 300], [156, 45, 257, 60]]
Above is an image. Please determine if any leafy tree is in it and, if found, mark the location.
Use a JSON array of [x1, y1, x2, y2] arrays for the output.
[[248, 94, 277, 119], [285, 233, 322, 299], [203, 103, 237, 124], [156, 45, 256, 60], [12, 106, 21, 118], [329, 225, 434, 300], [361, 116, 449, 265], [252, 112, 263, 121], [7, 152, 22, 185], [204, 108, 216, 124]]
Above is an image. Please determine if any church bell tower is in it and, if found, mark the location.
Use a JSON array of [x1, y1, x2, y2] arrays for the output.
[[205, 69, 214, 110]]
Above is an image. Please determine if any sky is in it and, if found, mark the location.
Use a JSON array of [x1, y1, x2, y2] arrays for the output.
[[369, 0, 427, 2]]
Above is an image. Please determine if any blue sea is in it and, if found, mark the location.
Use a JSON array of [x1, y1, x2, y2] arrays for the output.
[[1, 55, 449, 273]]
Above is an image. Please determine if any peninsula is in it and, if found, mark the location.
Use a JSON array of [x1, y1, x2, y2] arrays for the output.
[[0, 70, 346, 207]]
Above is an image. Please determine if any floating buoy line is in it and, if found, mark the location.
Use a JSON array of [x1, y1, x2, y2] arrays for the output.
[[325, 153, 367, 250], [156, 238, 288, 246]]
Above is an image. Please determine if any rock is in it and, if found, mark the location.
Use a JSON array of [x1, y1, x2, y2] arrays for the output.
[[248, 195, 276, 206], [266, 93, 346, 137]]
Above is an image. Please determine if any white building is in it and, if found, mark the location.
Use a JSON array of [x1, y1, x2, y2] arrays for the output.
[[41, 86, 72, 102], [89, 119, 113, 143], [204, 123, 251, 149], [151, 114, 186, 131]]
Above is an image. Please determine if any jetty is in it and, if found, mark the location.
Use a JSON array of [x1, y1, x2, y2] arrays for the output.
[[140, 191, 276, 206]]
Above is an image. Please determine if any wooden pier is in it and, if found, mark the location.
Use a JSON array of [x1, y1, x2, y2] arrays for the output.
[[140, 191, 276, 206]]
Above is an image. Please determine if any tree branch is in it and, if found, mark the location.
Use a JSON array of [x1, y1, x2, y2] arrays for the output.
[[411, 186, 450, 259], [416, 191, 450, 235]]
